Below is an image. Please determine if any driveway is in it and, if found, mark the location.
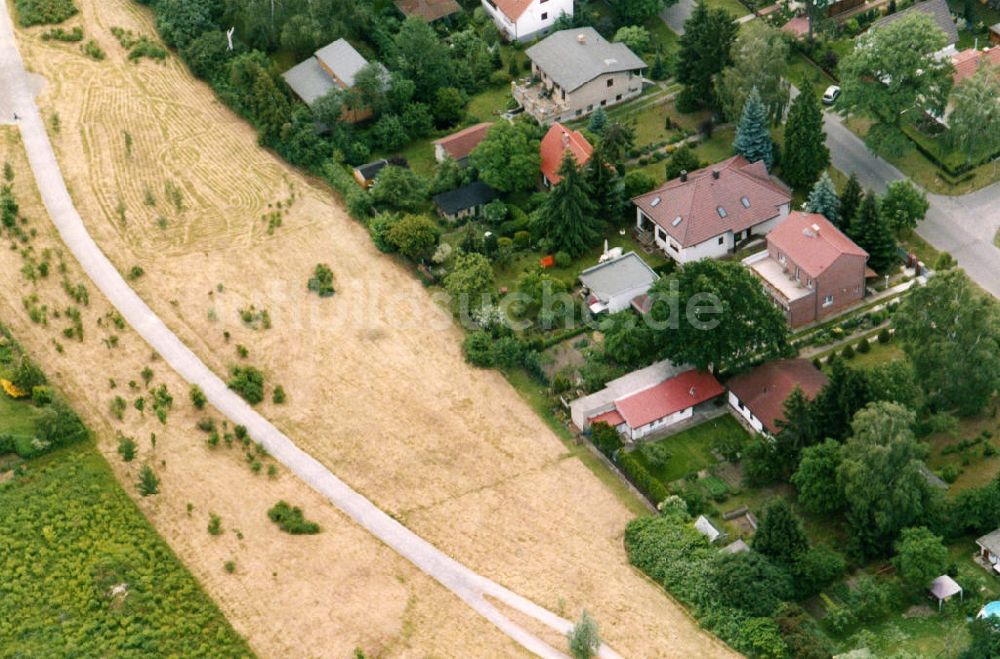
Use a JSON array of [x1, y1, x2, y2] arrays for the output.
[[0, 3, 620, 657]]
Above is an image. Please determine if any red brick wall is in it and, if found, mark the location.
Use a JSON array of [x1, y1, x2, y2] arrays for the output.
[[814, 254, 867, 322]]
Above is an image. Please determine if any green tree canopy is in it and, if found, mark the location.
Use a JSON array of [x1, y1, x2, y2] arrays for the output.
[[613, 0, 674, 25], [369, 165, 429, 213], [892, 526, 949, 590], [712, 551, 793, 617], [665, 144, 703, 181], [880, 179, 928, 235], [648, 259, 789, 373], [393, 18, 453, 101], [782, 86, 830, 190], [732, 87, 774, 170], [444, 251, 495, 309], [470, 120, 542, 193], [894, 268, 1000, 416], [849, 192, 897, 272], [792, 439, 844, 514], [949, 65, 1000, 164], [612, 25, 651, 54], [385, 214, 440, 261], [805, 171, 840, 223], [838, 172, 864, 230], [715, 23, 790, 123], [753, 498, 810, 565], [567, 610, 601, 659], [839, 12, 954, 155], [534, 151, 602, 257], [837, 402, 934, 557], [675, 1, 738, 111]]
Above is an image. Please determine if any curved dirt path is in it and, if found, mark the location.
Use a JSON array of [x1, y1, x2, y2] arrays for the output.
[[0, 4, 618, 658]]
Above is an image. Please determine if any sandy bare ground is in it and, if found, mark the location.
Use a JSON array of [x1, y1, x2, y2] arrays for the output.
[[0, 125, 527, 658], [10, 1, 737, 656]]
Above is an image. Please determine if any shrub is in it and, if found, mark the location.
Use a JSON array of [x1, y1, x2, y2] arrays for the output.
[[31, 385, 53, 406], [307, 263, 335, 297], [189, 384, 207, 410], [554, 251, 571, 268], [841, 343, 855, 359], [272, 385, 286, 404], [117, 434, 137, 462], [14, 0, 78, 27], [856, 338, 871, 354], [877, 328, 891, 343], [590, 422, 622, 457], [127, 265, 144, 280], [939, 463, 961, 483], [616, 451, 669, 504], [224, 560, 236, 574], [12, 355, 46, 392], [137, 464, 160, 496], [196, 417, 215, 433], [81, 39, 105, 60], [267, 501, 321, 535], [227, 366, 265, 405], [207, 513, 222, 536]]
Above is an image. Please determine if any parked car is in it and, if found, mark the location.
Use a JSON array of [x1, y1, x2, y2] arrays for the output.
[[822, 85, 841, 105]]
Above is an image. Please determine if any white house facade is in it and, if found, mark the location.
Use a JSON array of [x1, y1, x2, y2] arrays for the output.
[[728, 391, 766, 434], [481, 0, 573, 42]]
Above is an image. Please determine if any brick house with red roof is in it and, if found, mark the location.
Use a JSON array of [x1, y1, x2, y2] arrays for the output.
[[748, 211, 871, 328], [432, 122, 493, 166], [481, 0, 573, 42], [632, 156, 792, 264], [727, 359, 828, 436], [540, 122, 593, 187], [951, 47, 1000, 85], [575, 367, 724, 440]]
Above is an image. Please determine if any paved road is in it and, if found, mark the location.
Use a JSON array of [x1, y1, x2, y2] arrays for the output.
[[0, 5, 623, 658], [823, 111, 1000, 298]]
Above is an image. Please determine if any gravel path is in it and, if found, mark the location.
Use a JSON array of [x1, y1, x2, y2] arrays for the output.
[[0, 4, 622, 657]]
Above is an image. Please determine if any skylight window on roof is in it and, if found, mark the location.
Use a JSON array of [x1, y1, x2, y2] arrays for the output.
[[717, 206, 727, 218], [671, 216, 683, 227], [740, 196, 750, 208], [650, 196, 661, 207]]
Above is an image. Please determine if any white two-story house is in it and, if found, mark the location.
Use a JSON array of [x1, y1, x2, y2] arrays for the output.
[[632, 156, 792, 264], [481, 0, 573, 42]]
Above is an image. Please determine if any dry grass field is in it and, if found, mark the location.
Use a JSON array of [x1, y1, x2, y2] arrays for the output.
[[11, 1, 738, 656]]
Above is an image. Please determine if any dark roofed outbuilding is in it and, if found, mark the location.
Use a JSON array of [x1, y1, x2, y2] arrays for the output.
[[873, 0, 959, 48], [433, 181, 498, 221], [395, 0, 462, 21]]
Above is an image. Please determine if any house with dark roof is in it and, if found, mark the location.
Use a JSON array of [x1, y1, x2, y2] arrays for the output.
[[747, 211, 871, 327], [352, 157, 409, 188], [873, 0, 959, 59], [514, 28, 646, 123], [727, 359, 828, 436], [539, 122, 593, 187], [575, 366, 724, 441], [578, 251, 659, 314], [481, 0, 573, 42], [395, 0, 462, 22], [632, 156, 792, 264], [432, 122, 493, 166], [282, 39, 383, 122], [432, 181, 497, 222], [977, 529, 1000, 573]]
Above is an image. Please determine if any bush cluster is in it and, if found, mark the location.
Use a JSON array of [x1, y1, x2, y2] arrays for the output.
[[267, 501, 320, 535]]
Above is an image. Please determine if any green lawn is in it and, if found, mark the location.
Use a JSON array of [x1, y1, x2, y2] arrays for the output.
[[632, 414, 749, 484], [814, 334, 905, 369], [0, 443, 251, 656], [492, 227, 673, 290], [467, 85, 515, 123], [0, 390, 43, 438]]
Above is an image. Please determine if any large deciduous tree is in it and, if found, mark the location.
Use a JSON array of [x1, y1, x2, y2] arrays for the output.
[[879, 179, 929, 235], [613, 0, 675, 26], [839, 12, 954, 156], [369, 165, 428, 213], [393, 18, 453, 102], [837, 402, 934, 557], [534, 152, 602, 257], [782, 86, 830, 190], [470, 120, 542, 193], [949, 66, 1000, 164], [444, 251, 495, 309], [715, 23, 790, 124], [675, 1, 738, 112], [892, 526, 949, 590], [894, 268, 1000, 416], [733, 87, 775, 170], [792, 439, 844, 514], [648, 259, 790, 373]]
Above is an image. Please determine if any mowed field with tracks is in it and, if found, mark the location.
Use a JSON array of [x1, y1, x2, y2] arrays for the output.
[[10, 0, 736, 655]]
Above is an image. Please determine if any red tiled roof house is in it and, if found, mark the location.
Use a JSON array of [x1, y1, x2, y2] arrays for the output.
[[632, 156, 792, 264], [432, 122, 493, 166], [727, 359, 828, 436], [572, 364, 725, 440], [748, 211, 870, 328], [540, 122, 593, 187]]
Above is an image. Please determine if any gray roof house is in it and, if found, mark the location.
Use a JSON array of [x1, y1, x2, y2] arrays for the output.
[[432, 181, 497, 221], [578, 251, 659, 315], [873, 0, 959, 58], [513, 28, 647, 123], [694, 515, 724, 543], [977, 529, 1000, 573], [282, 39, 383, 120]]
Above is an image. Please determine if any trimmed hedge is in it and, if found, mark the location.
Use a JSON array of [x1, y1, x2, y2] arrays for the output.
[[616, 451, 669, 505]]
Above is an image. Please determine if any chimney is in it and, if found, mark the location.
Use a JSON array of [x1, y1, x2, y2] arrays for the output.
[[577, 33, 586, 44], [711, 169, 720, 180], [811, 223, 821, 234], [689, 386, 696, 397], [680, 170, 688, 182], [561, 131, 569, 148]]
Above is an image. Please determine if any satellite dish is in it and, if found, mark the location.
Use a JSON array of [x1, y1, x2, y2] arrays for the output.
[[226, 27, 235, 51]]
